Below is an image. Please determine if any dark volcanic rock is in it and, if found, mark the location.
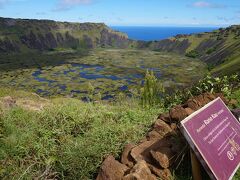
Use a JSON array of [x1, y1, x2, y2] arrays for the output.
[[149, 39, 190, 54], [195, 39, 223, 53], [56, 32, 64, 44], [83, 34, 94, 48], [0, 17, 130, 52], [64, 31, 79, 48], [232, 108, 240, 121], [100, 29, 129, 48], [202, 40, 240, 66], [0, 38, 19, 52]]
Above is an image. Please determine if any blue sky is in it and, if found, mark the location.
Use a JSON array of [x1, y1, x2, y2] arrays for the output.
[[0, 0, 239, 26]]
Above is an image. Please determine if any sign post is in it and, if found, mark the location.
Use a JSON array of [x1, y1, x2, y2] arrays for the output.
[[191, 149, 202, 180], [181, 97, 240, 180]]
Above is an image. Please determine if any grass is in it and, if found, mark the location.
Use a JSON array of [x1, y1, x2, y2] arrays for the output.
[[185, 33, 210, 53], [0, 88, 161, 179], [211, 55, 240, 76], [0, 82, 239, 179]]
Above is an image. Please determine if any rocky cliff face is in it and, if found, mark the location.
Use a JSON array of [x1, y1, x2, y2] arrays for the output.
[[0, 17, 130, 52], [139, 25, 240, 67]]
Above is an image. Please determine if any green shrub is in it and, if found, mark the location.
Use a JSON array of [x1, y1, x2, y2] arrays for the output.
[[206, 47, 216, 54], [140, 70, 165, 107], [185, 50, 200, 58], [163, 74, 240, 108], [191, 74, 239, 98]]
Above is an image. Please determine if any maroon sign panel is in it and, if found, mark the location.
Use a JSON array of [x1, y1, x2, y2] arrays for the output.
[[181, 97, 240, 180]]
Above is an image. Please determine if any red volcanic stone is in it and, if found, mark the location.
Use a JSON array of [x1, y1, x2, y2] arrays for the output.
[[148, 164, 172, 180], [121, 143, 135, 168], [170, 123, 178, 131], [150, 150, 169, 169], [185, 107, 194, 116], [169, 105, 188, 122], [96, 155, 128, 180], [147, 130, 163, 141], [123, 160, 157, 180], [187, 93, 216, 111], [157, 113, 171, 123], [153, 119, 172, 136]]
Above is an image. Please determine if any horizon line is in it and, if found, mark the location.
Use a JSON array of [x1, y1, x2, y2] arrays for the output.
[[0, 16, 236, 28]]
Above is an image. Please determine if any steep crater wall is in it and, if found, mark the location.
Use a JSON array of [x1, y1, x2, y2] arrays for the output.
[[0, 17, 130, 52]]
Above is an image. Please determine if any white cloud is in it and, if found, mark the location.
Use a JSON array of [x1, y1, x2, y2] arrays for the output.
[[54, 0, 93, 11], [191, 1, 226, 9], [61, 0, 92, 5], [193, 1, 210, 8]]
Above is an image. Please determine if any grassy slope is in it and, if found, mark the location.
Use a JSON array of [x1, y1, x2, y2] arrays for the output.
[[166, 26, 240, 75], [211, 53, 240, 76], [0, 86, 240, 179], [187, 27, 240, 75], [0, 87, 161, 179]]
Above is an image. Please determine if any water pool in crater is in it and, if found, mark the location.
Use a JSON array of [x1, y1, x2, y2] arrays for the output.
[[0, 49, 208, 100]]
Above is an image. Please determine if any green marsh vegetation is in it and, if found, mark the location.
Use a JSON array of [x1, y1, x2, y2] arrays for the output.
[[0, 49, 207, 100]]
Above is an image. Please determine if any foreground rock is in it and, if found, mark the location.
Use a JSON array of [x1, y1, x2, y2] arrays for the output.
[[96, 155, 128, 180], [121, 144, 135, 167], [97, 93, 234, 180], [150, 149, 171, 169], [169, 105, 188, 122], [123, 160, 156, 180]]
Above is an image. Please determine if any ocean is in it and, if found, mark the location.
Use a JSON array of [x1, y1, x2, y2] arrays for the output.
[[110, 26, 219, 41]]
